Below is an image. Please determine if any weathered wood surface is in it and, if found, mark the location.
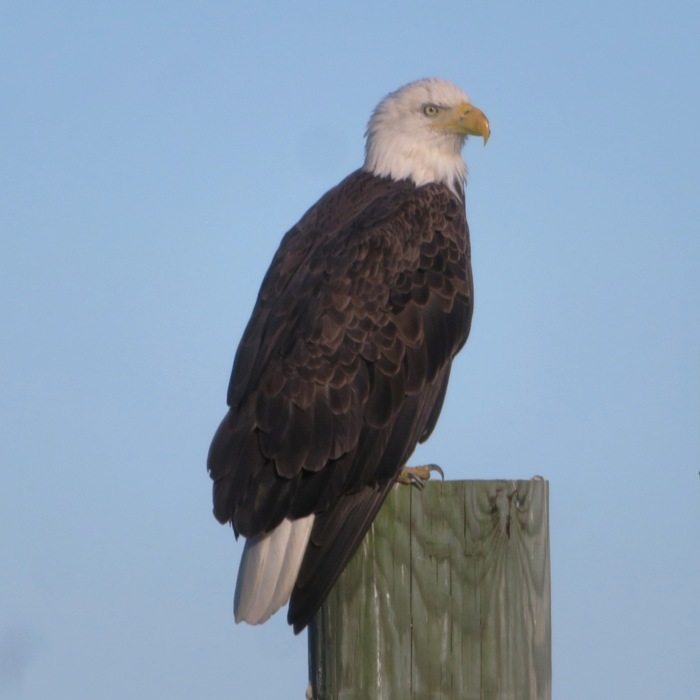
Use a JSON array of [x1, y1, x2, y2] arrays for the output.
[[308, 479, 550, 700]]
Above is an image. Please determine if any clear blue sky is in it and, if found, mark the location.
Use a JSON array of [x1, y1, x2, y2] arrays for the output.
[[2, 1, 699, 698]]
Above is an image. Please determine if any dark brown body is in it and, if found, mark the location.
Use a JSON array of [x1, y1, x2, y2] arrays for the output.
[[208, 169, 473, 632]]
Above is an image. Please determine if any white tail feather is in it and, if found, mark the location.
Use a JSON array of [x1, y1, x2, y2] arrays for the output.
[[234, 515, 315, 625]]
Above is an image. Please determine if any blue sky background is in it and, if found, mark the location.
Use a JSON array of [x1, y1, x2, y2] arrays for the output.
[[2, 1, 699, 698]]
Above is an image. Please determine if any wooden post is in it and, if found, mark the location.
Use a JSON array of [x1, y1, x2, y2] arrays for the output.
[[308, 479, 551, 700]]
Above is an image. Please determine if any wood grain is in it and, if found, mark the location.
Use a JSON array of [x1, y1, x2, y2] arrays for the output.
[[308, 479, 551, 700]]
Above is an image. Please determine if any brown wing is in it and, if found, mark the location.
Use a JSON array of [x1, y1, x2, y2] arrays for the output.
[[207, 170, 473, 631]]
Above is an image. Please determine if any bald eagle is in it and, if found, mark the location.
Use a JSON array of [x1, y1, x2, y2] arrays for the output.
[[208, 78, 489, 634]]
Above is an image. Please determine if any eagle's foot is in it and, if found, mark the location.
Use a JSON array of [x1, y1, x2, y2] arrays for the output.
[[398, 464, 445, 489]]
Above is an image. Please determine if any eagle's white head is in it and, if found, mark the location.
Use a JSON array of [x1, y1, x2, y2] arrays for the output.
[[363, 78, 490, 194]]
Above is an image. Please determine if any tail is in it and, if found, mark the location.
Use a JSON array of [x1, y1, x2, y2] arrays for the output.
[[234, 515, 315, 625]]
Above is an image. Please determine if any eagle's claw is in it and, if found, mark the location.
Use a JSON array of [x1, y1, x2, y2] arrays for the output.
[[398, 463, 445, 489]]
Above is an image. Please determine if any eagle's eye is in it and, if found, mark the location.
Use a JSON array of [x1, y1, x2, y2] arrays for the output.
[[422, 104, 440, 117]]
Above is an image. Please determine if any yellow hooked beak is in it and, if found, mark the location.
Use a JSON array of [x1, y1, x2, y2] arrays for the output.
[[436, 102, 490, 145]]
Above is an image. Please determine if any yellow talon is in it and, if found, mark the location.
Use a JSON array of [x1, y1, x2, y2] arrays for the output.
[[398, 464, 445, 488]]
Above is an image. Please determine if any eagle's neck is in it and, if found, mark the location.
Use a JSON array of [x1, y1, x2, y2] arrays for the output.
[[363, 128, 467, 196]]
